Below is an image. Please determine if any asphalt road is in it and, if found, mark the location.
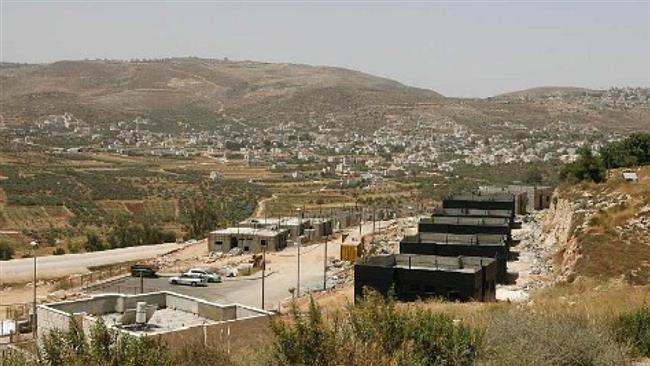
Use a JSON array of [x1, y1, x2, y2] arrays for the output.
[[1, 243, 181, 283], [84, 220, 394, 310]]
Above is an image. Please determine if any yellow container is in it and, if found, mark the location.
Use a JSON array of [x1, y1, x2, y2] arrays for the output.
[[340, 243, 362, 263]]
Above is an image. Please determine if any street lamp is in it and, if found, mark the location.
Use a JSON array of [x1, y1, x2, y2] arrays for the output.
[[30, 240, 38, 336]]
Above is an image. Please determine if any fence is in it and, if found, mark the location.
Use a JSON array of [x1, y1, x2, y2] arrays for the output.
[[53, 263, 133, 291], [0, 303, 30, 322]]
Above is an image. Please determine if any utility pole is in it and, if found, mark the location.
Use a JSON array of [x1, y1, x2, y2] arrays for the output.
[[372, 206, 376, 233], [261, 243, 266, 309], [323, 234, 328, 290], [359, 207, 363, 236], [30, 240, 38, 336], [296, 208, 302, 298]]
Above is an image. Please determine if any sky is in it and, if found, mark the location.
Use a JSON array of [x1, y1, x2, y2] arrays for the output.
[[1, 1, 648, 97]]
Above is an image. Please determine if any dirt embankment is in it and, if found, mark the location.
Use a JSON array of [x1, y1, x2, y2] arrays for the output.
[[540, 167, 650, 285], [540, 195, 582, 283]]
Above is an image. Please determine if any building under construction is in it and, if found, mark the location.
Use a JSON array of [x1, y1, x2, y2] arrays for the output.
[[400, 233, 509, 282], [354, 254, 497, 302]]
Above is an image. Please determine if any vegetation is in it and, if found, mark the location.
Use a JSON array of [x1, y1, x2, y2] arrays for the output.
[[482, 311, 629, 366], [561, 133, 650, 182], [0, 239, 14, 260], [614, 306, 650, 357], [270, 293, 483, 366]]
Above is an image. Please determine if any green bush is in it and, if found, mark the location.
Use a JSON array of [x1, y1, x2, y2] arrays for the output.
[[270, 292, 482, 366], [0, 240, 15, 260], [52, 247, 66, 256], [560, 146, 606, 183], [614, 306, 650, 356]]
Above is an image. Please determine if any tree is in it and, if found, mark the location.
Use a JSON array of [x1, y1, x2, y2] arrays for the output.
[[560, 146, 606, 183]]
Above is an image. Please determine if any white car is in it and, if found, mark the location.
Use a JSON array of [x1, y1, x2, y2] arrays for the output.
[[185, 268, 222, 283], [168, 274, 207, 287]]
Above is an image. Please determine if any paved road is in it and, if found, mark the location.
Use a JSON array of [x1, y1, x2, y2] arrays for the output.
[[84, 220, 395, 310], [1, 243, 181, 283]]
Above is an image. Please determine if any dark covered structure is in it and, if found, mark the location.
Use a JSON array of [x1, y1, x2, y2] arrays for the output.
[[432, 208, 516, 228], [354, 254, 497, 302], [418, 216, 512, 240], [442, 193, 516, 216], [400, 233, 509, 282]]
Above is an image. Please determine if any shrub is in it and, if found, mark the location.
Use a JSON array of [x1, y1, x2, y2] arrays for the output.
[[482, 311, 630, 366], [560, 146, 606, 183], [0, 240, 14, 260], [52, 247, 66, 255], [270, 292, 482, 366], [614, 306, 650, 356]]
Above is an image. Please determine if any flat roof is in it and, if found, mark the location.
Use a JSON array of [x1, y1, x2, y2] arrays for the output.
[[401, 233, 507, 246], [357, 254, 495, 273], [445, 193, 515, 203], [419, 216, 510, 226], [433, 208, 513, 218], [240, 217, 306, 226], [210, 227, 288, 237]]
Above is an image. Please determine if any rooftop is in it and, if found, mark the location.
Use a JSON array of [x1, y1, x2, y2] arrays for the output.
[[445, 193, 515, 203], [357, 254, 495, 273], [419, 216, 510, 226], [240, 217, 306, 226], [210, 226, 288, 237], [401, 233, 507, 246], [433, 208, 513, 218]]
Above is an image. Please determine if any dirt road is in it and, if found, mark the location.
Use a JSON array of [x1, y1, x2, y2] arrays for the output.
[[1, 243, 181, 283]]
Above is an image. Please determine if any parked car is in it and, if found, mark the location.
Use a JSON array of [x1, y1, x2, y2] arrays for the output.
[[185, 268, 222, 283], [130, 264, 159, 278], [168, 274, 207, 287]]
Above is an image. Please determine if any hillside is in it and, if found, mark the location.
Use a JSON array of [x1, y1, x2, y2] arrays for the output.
[[0, 58, 441, 127], [541, 166, 650, 285], [1, 58, 648, 134]]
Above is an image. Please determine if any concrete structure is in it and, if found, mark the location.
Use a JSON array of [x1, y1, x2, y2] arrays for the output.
[[400, 233, 509, 283], [240, 217, 306, 241], [443, 193, 518, 215], [37, 292, 273, 351], [418, 216, 512, 240], [479, 185, 552, 213], [354, 254, 497, 302], [208, 227, 289, 253]]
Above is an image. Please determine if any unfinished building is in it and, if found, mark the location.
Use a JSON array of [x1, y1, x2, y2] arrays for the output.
[[208, 227, 289, 253], [37, 292, 273, 351], [354, 254, 497, 302], [240, 217, 334, 241], [400, 233, 509, 282]]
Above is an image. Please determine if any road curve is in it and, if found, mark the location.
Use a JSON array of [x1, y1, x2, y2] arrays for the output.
[[0, 242, 181, 283]]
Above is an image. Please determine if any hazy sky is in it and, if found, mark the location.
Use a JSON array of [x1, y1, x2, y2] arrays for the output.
[[1, 1, 648, 97]]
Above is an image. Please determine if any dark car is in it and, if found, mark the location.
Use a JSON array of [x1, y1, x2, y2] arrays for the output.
[[130, 264, 158, 278]]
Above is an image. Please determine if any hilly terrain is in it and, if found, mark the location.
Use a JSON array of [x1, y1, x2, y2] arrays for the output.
[[1, 58, 648, 134]]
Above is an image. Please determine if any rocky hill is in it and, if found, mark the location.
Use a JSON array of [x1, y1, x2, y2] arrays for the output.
[[1, 58, 648, 134], [540, 166, 650, 285]]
